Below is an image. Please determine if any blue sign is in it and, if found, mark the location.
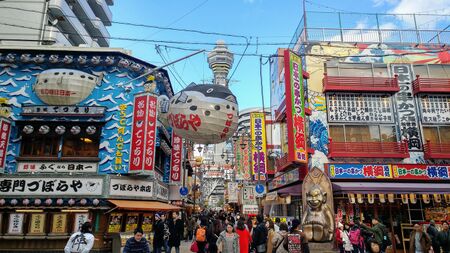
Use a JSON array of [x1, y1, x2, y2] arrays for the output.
[[255, 184, 265, 194], [179, 187, 188, 196]]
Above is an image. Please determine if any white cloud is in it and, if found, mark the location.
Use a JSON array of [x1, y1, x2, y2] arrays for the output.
[[373, 0, 398, 7], [389, 0, 450, 29]]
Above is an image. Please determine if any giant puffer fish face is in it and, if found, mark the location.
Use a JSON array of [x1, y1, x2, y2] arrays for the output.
[[167, 84, 238, 144]]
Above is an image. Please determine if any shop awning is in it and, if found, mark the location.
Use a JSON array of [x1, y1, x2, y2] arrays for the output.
[[277, 183, 302, 196], [332, 182, 450, 194], [109, 200, 181, 211]]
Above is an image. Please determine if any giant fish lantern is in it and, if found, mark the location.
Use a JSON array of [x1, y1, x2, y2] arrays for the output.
[[162, 84, 238, 144]]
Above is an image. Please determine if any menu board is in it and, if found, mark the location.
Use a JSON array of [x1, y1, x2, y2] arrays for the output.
[[287, 234, 302, 253], [73, 213, 90, 232], [8, 213, 24, 234], [108, 213, 123, 233], [125, 213, 139, 232], [51, 213, 68, 234], [29, 213, 46, 234], [142, 214, 153, 233]]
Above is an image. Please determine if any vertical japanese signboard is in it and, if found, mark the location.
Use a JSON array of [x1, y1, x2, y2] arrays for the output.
[[250, 112, 267, 181], [170, 132, 182, 182], [0, 119, 10, 173], [51, 213, 67, 234], [73, 213, 89, 232], [228, 182, 238, 203], [283, 50, 307, 164], [391, 64, 421, 151], [108, 213, 123, 233], [8, 213, 24, 234], [129, 93, 158, 174], [29, 213, 46, 234]]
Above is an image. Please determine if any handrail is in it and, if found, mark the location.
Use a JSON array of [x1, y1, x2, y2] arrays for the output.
[[413, 75, 450, 93], [328, 138, 409, 158], [424, 140, 450, 159]]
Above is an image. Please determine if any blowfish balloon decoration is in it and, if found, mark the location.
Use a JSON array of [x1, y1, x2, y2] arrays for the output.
[[161, 84, 238, 144]]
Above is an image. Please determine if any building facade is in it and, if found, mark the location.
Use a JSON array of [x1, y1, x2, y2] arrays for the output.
[[0, 0, 113, 47], [0, 45, 181, 252], [269, 10, 450, 251]]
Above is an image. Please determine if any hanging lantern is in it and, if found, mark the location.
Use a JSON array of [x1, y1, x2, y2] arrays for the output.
[[164, 84, 238, 144], [0, 199, 5, 206], [387, 194, 395, 203], [367, 194, 375, 204], [34, 69, 99, 105], [22, 199, 30, 206], [356, 194, 364, 204], [78, 55, 87, 65], [45, 198, 53, 206], [10, 199, 18, 206], [409, 194, 417, 204], [55, 125, 66, 135], [348, 193, 356, 204], [86, 126, 97, 135], [34, 199, 41, 206], [422, 194, 430, 204], [379, 194, 386, 203], [92, 199, 100, 206], [38, 125, 50, 134], [444, 194, 450, 203], [401, 194, 409, 204], [71, 126, 81, 135], [68, 199, 75, 206], [433, 194, 442, 203], [80, 199, 87, 205], [56, 199, 64, 205], [23, 125, 34, 134]]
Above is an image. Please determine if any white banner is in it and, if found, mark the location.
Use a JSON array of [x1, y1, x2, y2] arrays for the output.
[[0, 177, 103, 196], [17, 161, 98, 173], [110, 178, 153, 198], [242, 186, 257, 205], [242, 205, 259, 215], [228, 182, 238, 203], [8, 213, 24, 234]]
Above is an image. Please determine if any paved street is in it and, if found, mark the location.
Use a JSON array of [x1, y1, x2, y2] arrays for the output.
[[179, 240, 192, 253]]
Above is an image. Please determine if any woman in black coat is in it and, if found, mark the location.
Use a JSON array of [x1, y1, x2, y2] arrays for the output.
[[168, 212, 184, 253]]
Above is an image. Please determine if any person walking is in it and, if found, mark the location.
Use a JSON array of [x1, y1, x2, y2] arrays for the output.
[[187, 216, 196, 242], [64, 222, 95, 253], [271, 222, 289, 253], [266, 219, 276, 253], [168, 212, 183, 253], [252, 215, 268, 253], [427, 220, 440, 253], [207, 219, 223, 253], [195, 216, 209, 253], [342, 223, 354, 253], [216, 223, 240, 253], [438, 221, 450, 253], [359, 218, 386, 253], [409, 224, 431, 253], [290, 219, 309, 253], [153, 213, 169, 253], [123, 227, 150, 253], [348, 221, 364, 253], [236, 220, 252, 253]]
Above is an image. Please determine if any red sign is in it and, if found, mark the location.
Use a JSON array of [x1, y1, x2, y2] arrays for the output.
[[170, 132, 182, 182], [143, 95, 158, 172], [393, 164, 450, 180], [0, 119, 10, 171], [129, 94, 148, 172]]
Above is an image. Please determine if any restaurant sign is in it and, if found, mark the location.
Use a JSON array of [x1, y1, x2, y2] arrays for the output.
[[268, 169, 300, 190], [22, 106, 106, 117], [0, 177, 103, 196], [328, 164, 450, 180], [109, 178, 153, 198], [17, 161, 98, 173]]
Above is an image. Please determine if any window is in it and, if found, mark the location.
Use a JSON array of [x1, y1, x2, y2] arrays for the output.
[[329, 124, 397, 143], [413, 64, 450, 78], [423, 126, 450, 144], [325, 62, 389, 77], [419, 95, 450, 124], [62, 136, 99, 157], [21, 135, 59, 157]]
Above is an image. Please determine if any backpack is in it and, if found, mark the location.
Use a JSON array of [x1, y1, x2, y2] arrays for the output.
[[196, 226, 207, 242], [70, 232, 88, 253], [381, 226, 392, 247], [349, 229, 361, 245]]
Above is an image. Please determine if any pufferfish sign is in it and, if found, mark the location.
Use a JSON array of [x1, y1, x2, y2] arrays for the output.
[[160, 84, 238, 144]]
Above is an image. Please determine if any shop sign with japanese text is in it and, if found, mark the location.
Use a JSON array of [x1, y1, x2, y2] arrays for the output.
[[283, 50, 307, 164], [0, 119, 10, 173], [74, 213, 89, 232], [114, 103, 128, 172], [392, 164, 450, 180], [17, 161, 98, 173], [8, 213, 24, 234], [109, 178, 153, 198], [155, 181, 169, 200], [228, 182, 238, 203], [0, 177, 103, 196], [51, 213, 67, 234], [170, 132, 182, 182], [328, 164, 392, 179], [391, 65, 422, 150], [29, 213, 46, 234], [242, 186, 257, 205], [269, 169, 300, 190], [22, 106, 105, 117], [129, 93, 158, 174], [250, 112, 267, 181]]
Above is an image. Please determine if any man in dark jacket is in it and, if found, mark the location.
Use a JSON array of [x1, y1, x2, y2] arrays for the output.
[[252, 214, 268, 253], [427, 220, 440, 253], [438, 221, 450, 253], [168, 212, 184, 253], [153, 213, 168, 253], [409, 224, 431, 253], [123, 227, 150, 253], [359, 218, 387, 253]]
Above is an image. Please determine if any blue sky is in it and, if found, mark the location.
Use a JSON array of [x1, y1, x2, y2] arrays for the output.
[[109, 0, 450, 110]]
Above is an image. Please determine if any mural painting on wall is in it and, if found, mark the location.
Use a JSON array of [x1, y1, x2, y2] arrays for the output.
[[0, 53, 172, 174], [303, 43, 449, 164]]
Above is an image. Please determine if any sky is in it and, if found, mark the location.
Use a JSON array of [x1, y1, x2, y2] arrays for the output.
[[108, 0, 450, 110]]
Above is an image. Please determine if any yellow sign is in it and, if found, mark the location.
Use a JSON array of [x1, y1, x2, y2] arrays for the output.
[[29, 213, 46, 234], [51, 213, 67, 234], [142, 213, 153, 233], [108, 213, 123, 233], [125, 213, 139, 232], [250, 112, 267, 181]]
